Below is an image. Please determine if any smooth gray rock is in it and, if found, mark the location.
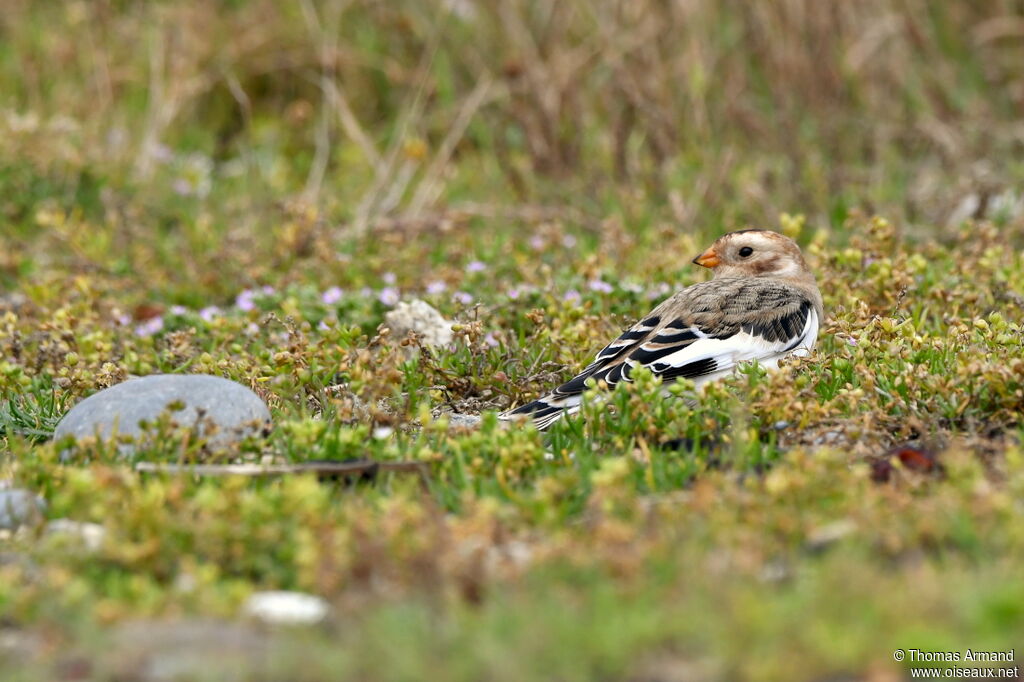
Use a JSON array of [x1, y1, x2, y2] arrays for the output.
[[54, 374, 271, 454], [446, 412, 482, 429], [0, 489, 45, 530]]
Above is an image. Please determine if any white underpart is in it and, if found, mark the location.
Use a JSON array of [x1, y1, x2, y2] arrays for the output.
[[673, 307, 820, 391], [656, 307, 818, 382]]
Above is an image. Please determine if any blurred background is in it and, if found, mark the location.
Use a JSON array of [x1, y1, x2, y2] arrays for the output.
[[2, 0, 1023, 301]]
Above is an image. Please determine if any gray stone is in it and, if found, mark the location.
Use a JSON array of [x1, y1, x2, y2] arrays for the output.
[[0, 489, 45, 530], [54, 374, 271, 454], [446, 412, 482, 429], [0, 291, 29, 314], [384, 299, 454, 348]]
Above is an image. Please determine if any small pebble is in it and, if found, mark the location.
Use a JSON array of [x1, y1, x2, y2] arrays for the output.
[[242, 591, 330, 626], [0, 489, 45, 530], [45, 519, 107, 552], [384, 299, 454, 348], [806, 519, 857, 551]]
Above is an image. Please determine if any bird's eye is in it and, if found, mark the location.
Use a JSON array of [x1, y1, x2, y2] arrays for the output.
[[738, 246, 754, 258]]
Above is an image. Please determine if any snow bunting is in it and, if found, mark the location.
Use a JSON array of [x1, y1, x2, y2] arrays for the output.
[[502, 229, 823, 430]]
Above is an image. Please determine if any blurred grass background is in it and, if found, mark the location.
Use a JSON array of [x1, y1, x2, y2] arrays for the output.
[[2, 0, 1022, 277]]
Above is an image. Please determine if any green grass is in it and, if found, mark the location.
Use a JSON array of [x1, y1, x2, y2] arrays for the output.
[[0, 376, 65, 443], [2, 1, 1024, 680]]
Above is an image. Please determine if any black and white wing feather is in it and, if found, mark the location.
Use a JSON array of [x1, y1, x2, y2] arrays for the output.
[[502, 278, 819, 429]]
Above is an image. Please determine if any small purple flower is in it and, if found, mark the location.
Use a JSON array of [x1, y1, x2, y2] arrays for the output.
[[529, 235, 546, 251], [246, 322, 260, 335], [646, 282, 671, 301], [382, 272, 397, 285], [378, 287, 400, 306], [199, 306, 222, 322], [149, 143, 174, 164], [261, 285, 276, 296], [563, 289, 581, 304], [318, 320, 330, 331], [359, 286, 373, 298], [169, 305, 188, 316], [562, 234, 577, 248], [114, 312, 131, 326], [174, 154, 213, 199], [426, 281, 447, 295], [135, 316, 164, 337], [483, 332, 499, 347], [453, 291, 474, 305], [172, 178, 192, 196], [235, 289, 257, 312], [846, 336, 859, 347], [321, 286, 344, 305], [588, 278, 613, 294], [466, 260, 486, 273], [507, 286, 521, 300]]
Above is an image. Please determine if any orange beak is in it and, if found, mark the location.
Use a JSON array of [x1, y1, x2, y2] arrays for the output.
[[692, 247, 720, 268]]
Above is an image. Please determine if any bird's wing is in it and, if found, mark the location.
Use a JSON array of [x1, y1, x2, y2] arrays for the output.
[[504, 278, 819, 429]]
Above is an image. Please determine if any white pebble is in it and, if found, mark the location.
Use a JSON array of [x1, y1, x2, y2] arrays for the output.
[[45, 519, 107, 552], [242, 591, 329, 626]]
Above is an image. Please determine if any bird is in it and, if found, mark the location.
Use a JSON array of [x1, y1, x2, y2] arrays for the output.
[[501, 229, 824, 430]]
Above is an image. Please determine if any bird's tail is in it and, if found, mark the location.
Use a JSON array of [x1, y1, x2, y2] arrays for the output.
[[499, 394, 581, 431]]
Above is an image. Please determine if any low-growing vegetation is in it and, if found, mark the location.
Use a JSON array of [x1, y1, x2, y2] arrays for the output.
[[1, 1, 1023, 680]]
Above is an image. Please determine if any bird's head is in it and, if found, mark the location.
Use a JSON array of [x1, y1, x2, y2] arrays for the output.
[[692, 229, 811, 280]]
